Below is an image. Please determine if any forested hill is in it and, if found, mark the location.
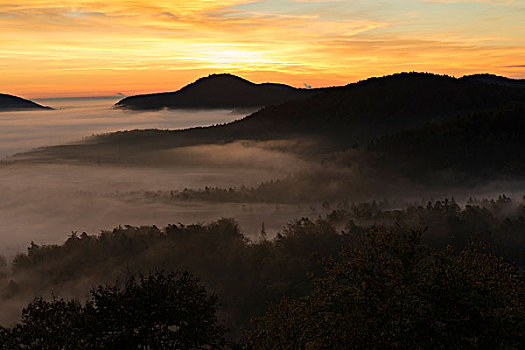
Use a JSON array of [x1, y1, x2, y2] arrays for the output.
[[115, 73, 326, 110], [13, 72, 525, 168], [0, 94, 51, 111], [95, 72, 524, 145], [231, 72, 525, 144]]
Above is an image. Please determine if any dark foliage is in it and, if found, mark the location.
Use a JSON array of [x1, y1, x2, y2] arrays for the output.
[[2, 271, 225, 349], [0, 198, 524, 346], [4, 218, 345, 335], [2, 197, 525, 340], [123, 189, 525, 266], [369, 103, 525, 182], [246, 230, 525, 349], [326, 196, 525, 266]]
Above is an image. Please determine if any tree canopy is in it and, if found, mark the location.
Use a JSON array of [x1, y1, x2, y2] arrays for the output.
[[246, 229, 525, 349], [1, 271, 225, 349]]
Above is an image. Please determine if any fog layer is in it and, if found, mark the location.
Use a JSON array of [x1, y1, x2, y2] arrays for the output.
[[0, 97, 240, 157], [0, 99, 319, 255], [2, 98, 525, 258]]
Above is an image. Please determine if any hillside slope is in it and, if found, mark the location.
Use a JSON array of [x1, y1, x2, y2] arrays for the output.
[[367, 102, 525, 182], [0, 94, 51, 111]]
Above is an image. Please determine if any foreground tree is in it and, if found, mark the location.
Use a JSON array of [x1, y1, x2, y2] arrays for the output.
[[3, 271, 225, 349], [246, 229, 525, 349]]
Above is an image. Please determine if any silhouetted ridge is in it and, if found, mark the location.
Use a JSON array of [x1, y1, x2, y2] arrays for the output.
[[0, 93, 51, 111], [462, 74, 525, 88], [229, 72, 525, 143], [116, 73, 324, 110], [14, 72, 525, 174]]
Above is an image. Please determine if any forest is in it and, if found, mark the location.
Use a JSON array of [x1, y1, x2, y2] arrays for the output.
[[0, 196, 524, 348]]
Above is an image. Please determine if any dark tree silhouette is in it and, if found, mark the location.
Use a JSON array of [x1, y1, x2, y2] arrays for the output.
[[246, 229, 525, 349], [3, 271, 225, 349]]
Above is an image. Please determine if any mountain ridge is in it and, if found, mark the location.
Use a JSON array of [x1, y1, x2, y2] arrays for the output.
[[0, 93, 52, 111], [12, 72, 525, 179], [221, 72, 525, 144]]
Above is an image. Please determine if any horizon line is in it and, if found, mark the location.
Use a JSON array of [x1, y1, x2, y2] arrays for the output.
[[33, 95, 126, 101], [18, 70, 525, 100]]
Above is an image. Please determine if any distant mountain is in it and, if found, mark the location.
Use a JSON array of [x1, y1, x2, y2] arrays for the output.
[[0, 93, 51, 111], [14, 73, 525, 169], [109, 72, 525, 142], [115, 74, 325, 110]]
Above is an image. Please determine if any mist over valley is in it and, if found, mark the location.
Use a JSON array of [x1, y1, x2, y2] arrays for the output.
[[1, 72, 524, 347], [2, 72, 525, 258], [3, 0, 525, 345]]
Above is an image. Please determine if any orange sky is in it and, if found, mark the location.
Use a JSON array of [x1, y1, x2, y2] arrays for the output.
[[1, 0, 524, 98]]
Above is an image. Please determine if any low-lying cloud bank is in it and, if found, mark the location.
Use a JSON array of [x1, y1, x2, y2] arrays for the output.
[[0, 99, 240, 157], [0, 162, 316, 257], [2, 102, 317, 255]]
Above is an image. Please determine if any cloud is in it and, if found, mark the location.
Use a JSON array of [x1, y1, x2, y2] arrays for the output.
[[0, 0, 523, 97]]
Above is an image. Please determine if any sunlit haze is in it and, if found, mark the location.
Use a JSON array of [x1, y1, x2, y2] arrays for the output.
[[1, 0, 524, 98]]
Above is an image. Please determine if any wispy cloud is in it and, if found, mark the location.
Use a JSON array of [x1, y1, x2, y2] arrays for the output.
[[0, 0, 523, 97]]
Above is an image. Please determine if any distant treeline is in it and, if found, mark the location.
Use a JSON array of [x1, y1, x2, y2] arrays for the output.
[[110, 194, 525, 266]]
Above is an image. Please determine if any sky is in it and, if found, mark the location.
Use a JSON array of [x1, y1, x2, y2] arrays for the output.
[[0, 0, 524, 98]]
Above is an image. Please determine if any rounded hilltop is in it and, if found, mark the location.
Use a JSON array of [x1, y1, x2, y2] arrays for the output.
[[115, 73, 322, 110]]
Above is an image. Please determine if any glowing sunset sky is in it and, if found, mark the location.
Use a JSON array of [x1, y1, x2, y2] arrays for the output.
[[1, 0, 524, 98]]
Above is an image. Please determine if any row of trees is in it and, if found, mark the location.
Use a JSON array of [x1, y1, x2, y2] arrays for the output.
[[1, 229, 523, 348], [115, 195, 525, 265], [1, 197, 524, 346], [4, 218, 342, 335]]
